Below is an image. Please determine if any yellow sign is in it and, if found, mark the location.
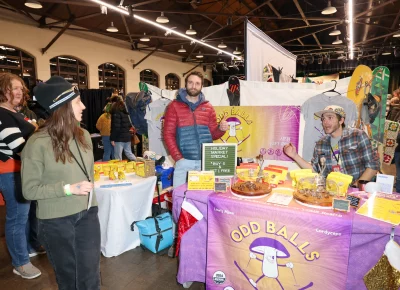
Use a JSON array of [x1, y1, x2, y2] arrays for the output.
[[356, 196, 400, 225], [187, 171, 215, 190]]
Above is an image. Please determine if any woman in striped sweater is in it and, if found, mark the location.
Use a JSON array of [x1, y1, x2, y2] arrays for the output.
[[0, 73, 41, 279]]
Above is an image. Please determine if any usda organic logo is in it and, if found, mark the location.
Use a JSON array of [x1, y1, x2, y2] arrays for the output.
[[212, 270, 226, 284]]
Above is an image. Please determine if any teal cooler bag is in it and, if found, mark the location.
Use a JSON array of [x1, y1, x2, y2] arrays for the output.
[[130, 212, 173, 254]]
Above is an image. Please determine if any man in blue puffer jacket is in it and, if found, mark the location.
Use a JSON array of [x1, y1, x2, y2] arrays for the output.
[[163, 71, 228, 187]]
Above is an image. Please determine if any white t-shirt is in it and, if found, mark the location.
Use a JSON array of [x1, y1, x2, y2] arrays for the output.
[[301, 94, 357, 161], [144, 98, 171, 156]]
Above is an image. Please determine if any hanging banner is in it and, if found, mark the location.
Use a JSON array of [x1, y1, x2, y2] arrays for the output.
[[214, 106, 300, 160], [206, 194, 353, 290]]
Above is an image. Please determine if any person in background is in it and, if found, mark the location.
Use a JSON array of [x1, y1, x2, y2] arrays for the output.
[[163, 71, 228, 275], [21, 76, 101, 289], [387, 91, 400, 192], [0, 72, 41, 279], [283, 105, 380, 187], [110, 96, 136, 161], [96, 99, 114, 161]]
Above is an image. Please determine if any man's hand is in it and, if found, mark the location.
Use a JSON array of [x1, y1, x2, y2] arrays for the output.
[[283, 143, 297, 159], [219, 116, 229, 131], [111, 141, 115, 146]]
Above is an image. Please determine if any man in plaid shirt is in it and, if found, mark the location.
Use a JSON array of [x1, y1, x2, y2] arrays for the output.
[[283, 105, 380, 187]]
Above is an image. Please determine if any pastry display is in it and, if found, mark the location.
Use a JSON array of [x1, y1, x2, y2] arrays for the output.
[[231, 181, 272, 198], [293, 176, 339, 207]]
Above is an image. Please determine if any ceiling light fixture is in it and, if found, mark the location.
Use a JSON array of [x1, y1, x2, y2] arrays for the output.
[[140, 32, 150, 41], [156, 12, 169, 24], [321, 1, 337, 15], [25, 0, 42, 9], [329, 26, 341, 36], [348, 0, 354, 59], [106, 22, 118, 32], [88, 0, 241, 60], [233, 47, 241, 55], [178, 45, 186, 53], [186, 25, 197, 35], [218, 41, 227, 49], [332, 37, 343, 45], [196, 51, 203, 58]]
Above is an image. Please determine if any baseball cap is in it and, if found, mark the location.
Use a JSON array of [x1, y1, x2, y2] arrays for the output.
[[314, 105, 346, 119]]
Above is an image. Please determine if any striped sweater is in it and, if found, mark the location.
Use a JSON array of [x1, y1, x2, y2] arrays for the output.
[[0, 107, 35, 173]]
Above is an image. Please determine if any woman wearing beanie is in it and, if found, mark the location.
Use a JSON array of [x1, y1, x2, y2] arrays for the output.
[[96, 100, 114, 161], [21, 76, 100, 290], [110, 97, 136, 161], [0, 72, 41, 279]]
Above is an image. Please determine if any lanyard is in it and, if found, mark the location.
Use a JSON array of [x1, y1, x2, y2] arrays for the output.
[[330, 145, 340, 164], [70, 139, 91, 182]]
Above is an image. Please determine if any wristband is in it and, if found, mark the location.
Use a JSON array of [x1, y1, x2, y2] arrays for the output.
[[64, 184, 72, 196]]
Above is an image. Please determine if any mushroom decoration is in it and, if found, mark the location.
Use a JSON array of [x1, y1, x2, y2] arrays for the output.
[[250, 237, 290, 279], [225, 117, 241, 140]]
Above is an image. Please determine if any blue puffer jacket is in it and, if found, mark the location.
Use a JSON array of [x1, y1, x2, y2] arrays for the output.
[[163, 89, 225, 161]]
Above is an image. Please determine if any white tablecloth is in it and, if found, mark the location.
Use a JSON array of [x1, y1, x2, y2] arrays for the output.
[[95, 173, 157, 257]]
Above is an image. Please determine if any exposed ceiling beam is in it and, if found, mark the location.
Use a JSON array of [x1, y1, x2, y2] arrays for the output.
[[355, 0, 398, 19], [0, 0, 38, 24], [312, 33, 322, 49], [267, 1, 281, 18], [131, 0, 161, 8], [121, 14, 133, 44], [200, 0, 273, 41], [382, 9, 400, 44], [35, 0, 97, 7], [131, 8, 340, 22], [354, 30, 400, 46], [200, 15, 223, 28], [281, 24, 338, 44], [132, 44, 162, 69], [42, 17, 74, 54], [357, 13, 400, 20], [354, 20, 394, 32], [265, 21, 340, 33], [43, 12, 102, 27], [297, 38, 304, 46], [293, 0, 310, 26]]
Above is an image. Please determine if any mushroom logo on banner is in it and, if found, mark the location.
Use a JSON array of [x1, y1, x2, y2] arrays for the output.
[[234, 237, 313, 290]]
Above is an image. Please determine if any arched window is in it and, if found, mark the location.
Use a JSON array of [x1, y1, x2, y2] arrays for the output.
[[140, 69, 159, 87], [50, 56, 88, 89], [204, 79, 211, 87], [0, 45, 36, 92], [165, 73, 180, 90], [98, 63, 125, 95]]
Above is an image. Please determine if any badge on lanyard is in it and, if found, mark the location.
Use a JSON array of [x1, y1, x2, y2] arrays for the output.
[[332, 164, 341, 172]]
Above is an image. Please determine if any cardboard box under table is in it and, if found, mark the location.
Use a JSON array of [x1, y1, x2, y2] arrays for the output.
[[172, 183, 400, 289]]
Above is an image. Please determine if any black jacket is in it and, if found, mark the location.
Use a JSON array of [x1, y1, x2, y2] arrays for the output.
[[110, 109, 131, 142]]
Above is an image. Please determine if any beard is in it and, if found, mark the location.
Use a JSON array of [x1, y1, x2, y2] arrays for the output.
[[186, 87, 201, 97], [323, 122, 341, 135]]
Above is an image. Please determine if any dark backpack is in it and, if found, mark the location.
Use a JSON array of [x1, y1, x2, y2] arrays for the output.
[[125, 91, 152, 136]]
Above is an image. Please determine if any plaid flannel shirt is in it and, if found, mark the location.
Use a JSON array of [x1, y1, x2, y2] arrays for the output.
[[310, 128, 380, 182]]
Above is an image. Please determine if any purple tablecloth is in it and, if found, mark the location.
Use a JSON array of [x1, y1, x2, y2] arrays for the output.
[[173, 186, 400, 289], [173, 184, 214, 285]]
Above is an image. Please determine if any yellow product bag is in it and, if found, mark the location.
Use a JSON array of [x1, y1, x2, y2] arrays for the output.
[[94, 170, 100, 182], [268, 165, 289, 181], [125, 161, 136, 173], [118, 171, 126, 180], [94, 164, 103, 173], [109, 169, 118, 180], [293, 172, 317, 188]]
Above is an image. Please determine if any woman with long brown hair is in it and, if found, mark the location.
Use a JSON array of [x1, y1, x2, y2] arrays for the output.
[[0, 72, 41, 279], [21, 76, 100, 289]]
